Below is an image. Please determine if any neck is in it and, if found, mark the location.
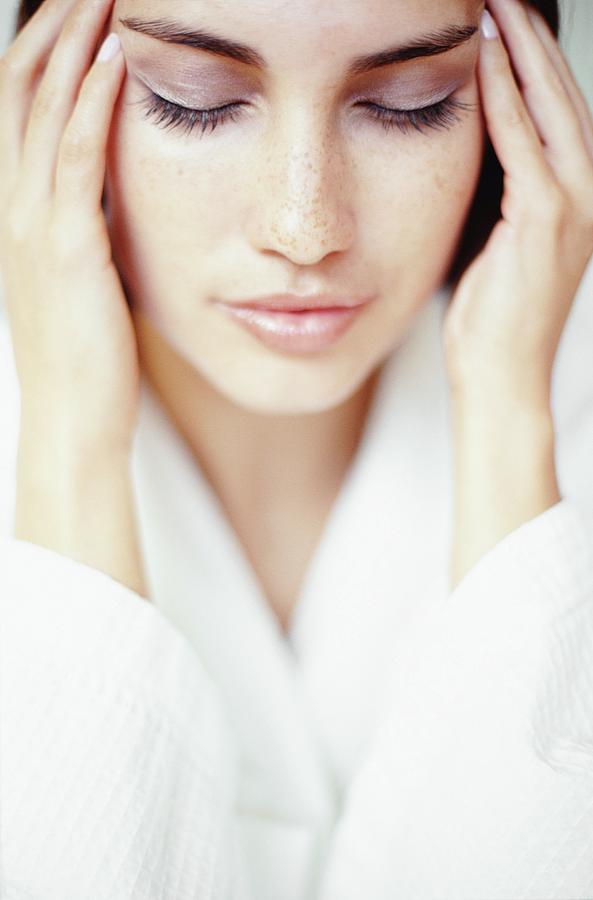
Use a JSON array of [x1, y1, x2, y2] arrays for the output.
[[133, 313, 382, 523]]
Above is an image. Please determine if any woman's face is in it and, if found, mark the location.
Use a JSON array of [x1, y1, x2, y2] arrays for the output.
[[104, 0, 485, 414]]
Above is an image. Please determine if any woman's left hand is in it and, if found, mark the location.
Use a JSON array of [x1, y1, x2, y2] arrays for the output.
[[444, 0, 593, 589], [443, 0, 593, 411]]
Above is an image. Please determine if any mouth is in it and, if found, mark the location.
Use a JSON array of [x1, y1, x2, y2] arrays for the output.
[[220, 293, 374, 312], [214, 297, 375, 354]]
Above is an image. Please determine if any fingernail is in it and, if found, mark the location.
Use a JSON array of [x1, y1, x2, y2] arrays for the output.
[[480, 9, 499, 40], [96, 32, 121, 63]]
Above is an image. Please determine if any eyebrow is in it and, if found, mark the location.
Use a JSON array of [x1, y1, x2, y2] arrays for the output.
[[118, 17, 478, 76]]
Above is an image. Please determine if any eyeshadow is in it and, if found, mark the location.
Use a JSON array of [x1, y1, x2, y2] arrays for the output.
[[357, 70, 473, 109], [128, 62, 260, 112], [350, 39, 477, 102], [124, 29, 476, 112]]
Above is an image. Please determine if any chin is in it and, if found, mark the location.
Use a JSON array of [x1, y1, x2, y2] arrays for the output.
[[218, 387, 353, 417], [193, 343, 387, 417]]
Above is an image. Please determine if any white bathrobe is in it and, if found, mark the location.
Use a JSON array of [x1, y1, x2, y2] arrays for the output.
[[1, 268, 593, 900]]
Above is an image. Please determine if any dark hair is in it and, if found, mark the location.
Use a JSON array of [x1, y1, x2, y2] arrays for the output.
[[13, 0, 561, 290]]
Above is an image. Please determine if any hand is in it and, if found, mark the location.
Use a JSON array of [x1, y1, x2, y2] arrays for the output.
[[0, 0, 137, 455], [443, 0, 593, 412]]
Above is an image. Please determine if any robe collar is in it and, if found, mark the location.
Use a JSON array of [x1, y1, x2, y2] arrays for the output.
[[130, 285, 452, 890]]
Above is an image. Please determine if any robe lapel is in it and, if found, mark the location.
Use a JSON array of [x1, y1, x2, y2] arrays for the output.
[[129, 285, 452, 898], [130, 369, 340, 900], [288, 287, 453, 794]]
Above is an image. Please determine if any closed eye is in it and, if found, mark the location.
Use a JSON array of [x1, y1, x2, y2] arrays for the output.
[[357, 96, 475, 134], [131, 91, 246, 136], [133, 90, 475, 138]]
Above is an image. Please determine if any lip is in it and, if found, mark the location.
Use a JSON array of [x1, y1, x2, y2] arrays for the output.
[[215, 297, 375, 354], [220, 293, 373, 312]]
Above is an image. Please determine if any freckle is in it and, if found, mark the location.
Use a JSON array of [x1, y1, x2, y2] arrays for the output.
[[434, 171, 446, 193]]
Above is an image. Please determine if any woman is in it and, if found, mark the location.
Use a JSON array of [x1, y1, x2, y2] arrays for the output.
[[0, 0, 592, 897]]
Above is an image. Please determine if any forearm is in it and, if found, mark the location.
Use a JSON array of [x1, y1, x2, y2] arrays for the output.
[[14, 412, 148, 599], [449, 389, 561, 590]]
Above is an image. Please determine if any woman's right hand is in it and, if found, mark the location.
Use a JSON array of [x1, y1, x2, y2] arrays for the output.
[[0, 0, 138, 456]]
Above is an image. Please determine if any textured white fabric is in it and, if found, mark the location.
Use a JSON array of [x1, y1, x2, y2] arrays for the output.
[[0, 540, 250, 900], [1, 262, 593, 899]]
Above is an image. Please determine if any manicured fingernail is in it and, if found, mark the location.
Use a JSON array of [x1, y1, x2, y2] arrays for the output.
[[480, 9, 499, 40], [96, 32, 121, 63]]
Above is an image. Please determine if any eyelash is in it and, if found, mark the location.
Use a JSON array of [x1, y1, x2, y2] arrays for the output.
[[138, 90, 474, 138], [362, 96, 474, 134]]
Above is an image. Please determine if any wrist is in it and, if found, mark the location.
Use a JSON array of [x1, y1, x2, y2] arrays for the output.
[[449, 375, 553, 419], [14, 434, 147, 598], [15, 434, 131, 542], [449, 389, 560, 589], [450, 386, 555, 440], [451, 392, 558, 498], [19, 398, 134, 461]]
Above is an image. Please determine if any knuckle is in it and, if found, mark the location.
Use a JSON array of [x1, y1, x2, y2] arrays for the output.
[[62, 1, 103, 43], [502, 104, 525, 130], [46, 212, 83, 266], [576, 200, 593, 238], [3, 198, 34, 246], [30, 82, 60, 122], [76, 72, 103, 112], [2, 211, 26, 248], [50, 198, 101, 250], [541, 65, 565, 101], [0, 50, 26, 83], [58, 129, 94, 167], [60, 16, 86, 45], [537, 183, 568, 220]]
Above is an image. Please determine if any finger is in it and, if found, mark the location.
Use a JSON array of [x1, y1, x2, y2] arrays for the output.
[[54, 33, 125, 219], [525, 4, 593, 160], [486, 0, 593, 191], [477, 8, 552, 202], [0, 0, 80, 177], [20, 0, 115, 201]]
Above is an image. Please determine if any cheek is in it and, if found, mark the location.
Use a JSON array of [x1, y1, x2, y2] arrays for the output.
[[105, 105, 235, 317], [106, 79, 235, 245], [107, 136, 219, 246], [357, 119, 485, 265]]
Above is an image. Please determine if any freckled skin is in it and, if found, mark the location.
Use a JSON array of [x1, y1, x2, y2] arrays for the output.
[[104, 0, 485, 415]]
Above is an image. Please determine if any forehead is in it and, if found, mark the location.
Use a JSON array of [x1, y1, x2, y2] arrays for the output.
[[114, 0, 482, 62]]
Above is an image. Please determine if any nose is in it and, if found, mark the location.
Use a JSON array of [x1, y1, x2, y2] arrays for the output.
[[247, 121, 356, 266]]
